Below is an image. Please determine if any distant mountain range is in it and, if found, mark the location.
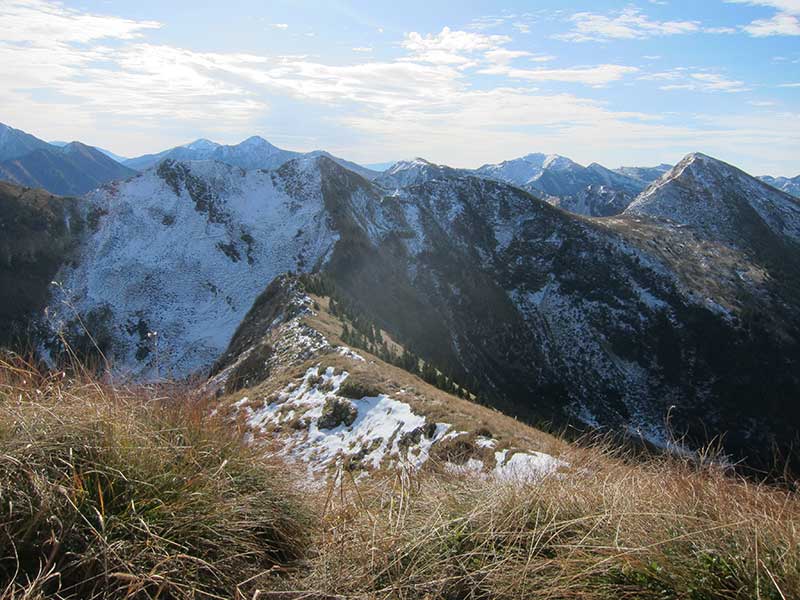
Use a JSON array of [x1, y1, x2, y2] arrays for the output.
[[1, 121, 796, 214], [0, 123, 53, 161], [759, 174, 800, 199], [121, 136, 378, 180], [50, 140, 129, 164]]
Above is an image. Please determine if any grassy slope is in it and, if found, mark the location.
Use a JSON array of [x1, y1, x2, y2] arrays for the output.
[[2, 355, 799, 599], [4, 276, 799, 598]]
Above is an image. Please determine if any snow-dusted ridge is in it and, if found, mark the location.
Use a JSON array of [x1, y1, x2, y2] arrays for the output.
[[626, 152, 800, 244], [214, 283, 568, 483], [232, 364, 566, 482], [45, 156, 340, 378]]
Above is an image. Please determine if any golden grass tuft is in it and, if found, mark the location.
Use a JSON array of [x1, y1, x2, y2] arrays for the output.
[[0, 356, 310, 600]]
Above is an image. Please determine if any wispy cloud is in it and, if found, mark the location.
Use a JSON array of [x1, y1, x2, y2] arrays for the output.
[[480, 64, 639, 86], [727, 0, 800, 36], [0, 0, 160, 43], [555, 8, 701, 42], [0, 0, 795, 174], [640, 68, 750, 93]]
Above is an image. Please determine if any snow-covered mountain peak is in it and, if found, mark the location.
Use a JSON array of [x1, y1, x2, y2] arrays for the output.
[[626, 152, 800, 244], [182, 138, 220, 151], [375, 158, 456, 188], [542, 154, 579, 171], [237, 135, 279, 151], [519, 152, 547, 164], [388, 158, 435, 172]]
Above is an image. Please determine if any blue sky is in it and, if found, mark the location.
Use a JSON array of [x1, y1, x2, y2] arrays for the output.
[[1, 0, 798, 174]]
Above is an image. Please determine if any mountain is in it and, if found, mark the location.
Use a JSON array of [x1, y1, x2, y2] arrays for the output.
[[759, 174, 800, 198], [374, 158, 466, 188], [363, 161, 397, 172], [0, 122, 52, 161], [124, 136, 379, 180], [51, 140, 129, 164], [474, 152, 552, 187], [306, 150, 378, 181], [626, 153, 800, 245], [615, 163, 672, 184], [474, 153, 647, 217], [548, 184, 632, 217], [44, 156, 342, 376], [34, 151, 800, 470], [0, 142, 138, 196]]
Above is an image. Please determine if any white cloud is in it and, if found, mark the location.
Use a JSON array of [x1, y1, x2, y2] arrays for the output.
[[401, 27, 512, 66], [704, 26, 738, 33], [0, 0, 160, 44], [403, 27, 510, 54], [352, 46, 373, 53], [743, 12, 800, 35], [480, 64, 639, 86], [0, 1, 795, 174], [688, 72, 750, 92], [555, 8, 700, 42], [468, 16, 508, 31], [484, 48, 534, 64], [727, 0, 800, 35], [640, 68, 749, 93], [727, 1, 800, 14], [0, 1, 266, 137], [779, 82, 800, 87], [270, 23, 289, 29]]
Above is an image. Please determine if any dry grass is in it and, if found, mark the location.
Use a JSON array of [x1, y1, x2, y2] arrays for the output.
[[2, 355, 799, 599], [0, 356, 310, 600], [296, 443, 800, 599]]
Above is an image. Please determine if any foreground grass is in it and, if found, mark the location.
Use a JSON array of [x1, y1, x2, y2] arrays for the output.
[[0, 358, 310, 599], [1, 357, 798, 599], [299, 447, 800, 600]]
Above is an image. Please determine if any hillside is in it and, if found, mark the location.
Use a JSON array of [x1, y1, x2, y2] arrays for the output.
[[209, 274, 568, 480], [0, 122, 52, 161], [760, 174, 800, 198], [0, 181, 82, 349]]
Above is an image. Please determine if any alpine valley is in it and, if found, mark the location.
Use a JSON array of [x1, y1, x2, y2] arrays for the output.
[[2, 121, 800, 473]]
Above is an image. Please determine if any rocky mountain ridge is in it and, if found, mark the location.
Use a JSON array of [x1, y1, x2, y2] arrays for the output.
[[25, 149, 800, 469]]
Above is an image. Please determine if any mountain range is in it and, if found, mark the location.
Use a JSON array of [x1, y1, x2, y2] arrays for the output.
[[1, 121, 797, 212], [2, 121, 800, 470]]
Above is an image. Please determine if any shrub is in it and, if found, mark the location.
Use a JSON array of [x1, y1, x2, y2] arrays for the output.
[[337, 378, 383, 400], [318, 396, 358, 430]]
